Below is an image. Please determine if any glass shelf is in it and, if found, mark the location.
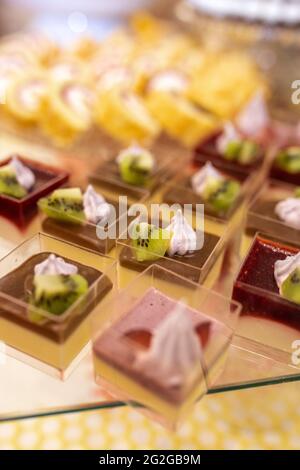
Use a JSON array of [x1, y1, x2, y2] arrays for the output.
[[0, 135, 300, 423], [0, 338, 300, 423]]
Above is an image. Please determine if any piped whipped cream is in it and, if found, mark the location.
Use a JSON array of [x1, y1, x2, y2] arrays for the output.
[[10, 156, 35, 190], [237, 92, 269, 138], [275, 198, 300, 230], [167, 210, 197, 256], [217, 121, 241, 154], [191, 162, 223, 196], [34, 254, 78, 276], [136, 300, 202, 387], [274, 252, 300, 291], [83, 185, 111, 224]]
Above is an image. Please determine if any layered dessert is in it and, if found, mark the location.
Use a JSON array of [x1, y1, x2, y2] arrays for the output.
[[233, 234, 300, 353], [194, 93, 268, 173], [39, 185, 122, 254], [0, 155, 69, 228], [246, 181, 300, 244], [270, 146, 300, 185], [0, 252, 112, 373], [163, 161, 242, 221], [90, 144, 168, 196], [118, 209, 222, 284], [93, 286, 231, 425]]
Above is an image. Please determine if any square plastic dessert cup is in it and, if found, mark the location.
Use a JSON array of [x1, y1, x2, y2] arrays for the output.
[[0, 233, 117, 380], [194, 131, 266, 175], [270, 151, 300, 186], [88, 143, 182, 198], [148, 163, 249, 279], [116, 209, 228, 289], [233, 233, 300, 360], [92, 264, 241, 429], [40, 182, 149, 255], [246, 179, 300, 245], [162, 161, 256, 221], [0, 156, 69, 229]]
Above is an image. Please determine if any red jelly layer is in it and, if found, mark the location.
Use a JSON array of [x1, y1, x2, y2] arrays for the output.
[[194, 132, 263, 174], [232, 235, 300, 330], [0, 156, 69, 229]]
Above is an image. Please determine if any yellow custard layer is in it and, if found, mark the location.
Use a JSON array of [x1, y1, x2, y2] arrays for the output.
[[93, 349, 227, 428], [0, 313, 91, 373], [117, 248, 224, 290]]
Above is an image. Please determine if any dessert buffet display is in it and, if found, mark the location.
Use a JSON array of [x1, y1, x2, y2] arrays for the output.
[[0, 12, 300, 428]]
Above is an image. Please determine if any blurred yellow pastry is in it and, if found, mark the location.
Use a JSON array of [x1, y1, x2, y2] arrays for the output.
[[0, 32, 58, 65], [0, 51, 38, 107], [49, 57, 91, 84], [40, 79, 94, 146], [70, 36, 99, 60], [94, 88, 160, 145], [129, 11, 170, 44], [146, 70, 219, 147], [188, 52, 267, 118], [5, 71, 48, 123]]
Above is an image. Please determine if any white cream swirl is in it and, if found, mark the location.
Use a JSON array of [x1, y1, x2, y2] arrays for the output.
[[237, 92, 269, 138], [136, 300, 202, 388], [191, 162, 223, 196], [167, 210, 197, 256], [10, 156, 35, 190], [275, 198, 300, 230], [274, 252, 300, 291], [217, 122, 241, 154], [83, 185, 111, 224], [34, 254, 78, 276]]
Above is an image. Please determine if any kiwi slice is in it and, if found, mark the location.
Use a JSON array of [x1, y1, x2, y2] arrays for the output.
[[281, 268, 300, 305], [0, 164, 27, 199], [203, 179, 240, 215], [295, 187, 300, 198], [38, 187, 85, 224], [223, 141, 242, 161], [30, 273, 89, 318], [275, 147, 300, 174], [224, 140, 260, 165], [131, 222, 170, 262], [118, 149, 154, 186]]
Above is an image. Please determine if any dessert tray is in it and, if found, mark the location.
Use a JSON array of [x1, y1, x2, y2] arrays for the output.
[[0, 12, 300, 427]]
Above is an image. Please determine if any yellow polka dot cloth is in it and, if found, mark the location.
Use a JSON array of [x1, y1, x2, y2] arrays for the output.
[[1, 382, 300, 450]]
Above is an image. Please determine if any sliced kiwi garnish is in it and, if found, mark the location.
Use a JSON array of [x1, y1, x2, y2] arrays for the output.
[[38, 187, 85, 224], [275, 147, 300, 174], [281, 268, 300, 305], [29, 273, 89, 319], [295, 187, 300, 198], [131, 222, 170, 262], [0, 164, 27, 199], [224, 140, 260, 165], [202, 179, 240, 215], [118, 149, 154, 186]]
